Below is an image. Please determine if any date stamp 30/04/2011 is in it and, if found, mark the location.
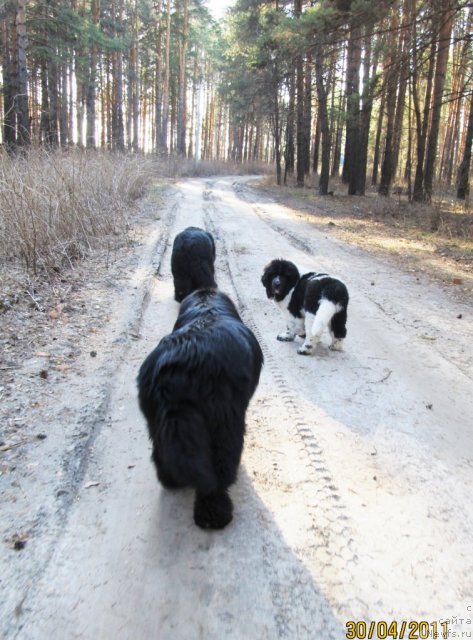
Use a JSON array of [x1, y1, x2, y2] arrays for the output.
[[345, 620, 450, 639]]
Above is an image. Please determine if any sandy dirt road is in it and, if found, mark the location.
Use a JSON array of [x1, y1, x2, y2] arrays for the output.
[[4, 176, 473, 639]]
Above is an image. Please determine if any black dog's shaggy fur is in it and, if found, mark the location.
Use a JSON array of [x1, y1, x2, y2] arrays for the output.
[[137, 289, 263, 529], [261, 258, 349, 355], [171, 227, 217, 302]]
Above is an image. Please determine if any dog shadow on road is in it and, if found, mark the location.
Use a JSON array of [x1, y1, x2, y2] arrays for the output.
[[138, 466, 346, 640]]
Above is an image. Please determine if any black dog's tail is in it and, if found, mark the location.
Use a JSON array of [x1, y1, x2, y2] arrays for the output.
[[158, 407, 218, 494]]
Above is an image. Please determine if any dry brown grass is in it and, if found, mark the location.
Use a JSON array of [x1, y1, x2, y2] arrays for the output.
[[0, 148, 155, 276], [159, 156, 271, 179], [0, 149, 267, 284], [0, 149, 271, 281]]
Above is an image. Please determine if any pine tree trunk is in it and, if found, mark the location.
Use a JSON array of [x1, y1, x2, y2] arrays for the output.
[[371, 92, 385, 185], [127, 3, 139, 153], [2, 10, 17, 149], [188, 63, 196, 159], [441, 89, 462, 186], [391, 6, 411, 182], [295, 57, 305, 185], [159, 0, 171, 154], [40, 61, 50, 145], [295, 0, 304, 186], [15, 0, 29, 146], [456, 93, 473, 199], [378, 74, 397, 196], [406, 83, 413, 200], [48, 56, 59, 147], [347, 26, 362, 195], [423, 3, 454, 201], [315, 43, 331, 195], [154, 0, 163, 152], [312, 111, 321, 175], [303, 53, 312, 176], [86, 0, 100, 149], [111, 0, 125, 151], [442, 8, 472, 184], [194, 79, 203, 163], [284, 70, 295, 183], [331, 46, 345, 178], [176, 0, 188, 156], [272, 60, 282, 185], [343, 25, 361, 189], [357, 30, 378, 195], [59, 63, 69, 146], [332, 92, 344, 177], [379, 11, 401, 196], [412, 38, 436, 201]]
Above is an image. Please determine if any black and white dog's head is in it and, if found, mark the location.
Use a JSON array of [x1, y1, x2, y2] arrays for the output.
[[261, 259, 300, 302]]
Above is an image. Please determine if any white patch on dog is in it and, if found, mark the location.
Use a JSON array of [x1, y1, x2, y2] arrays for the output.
[[274, 287, 295, 313], [274, 287, 304, 341]]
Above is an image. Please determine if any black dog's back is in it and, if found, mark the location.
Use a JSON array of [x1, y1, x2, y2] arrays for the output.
[[137, 289, 263, 528], [171, 227, 217, 302]]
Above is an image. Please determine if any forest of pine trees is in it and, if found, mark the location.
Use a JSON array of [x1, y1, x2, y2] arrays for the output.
[[1, 0, 472, 200]]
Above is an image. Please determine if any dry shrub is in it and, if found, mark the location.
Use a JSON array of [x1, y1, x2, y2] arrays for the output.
[[158, 156, 270, 179], [0, 148, 155, 276]]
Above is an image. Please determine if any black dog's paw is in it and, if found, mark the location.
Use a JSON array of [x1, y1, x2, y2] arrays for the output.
[[194, 490, 233, 530]]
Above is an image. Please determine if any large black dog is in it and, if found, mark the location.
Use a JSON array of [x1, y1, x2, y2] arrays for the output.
[[171, 226, 217, 302], [261, 258, 349, 356], [137, 289, 263, 529]]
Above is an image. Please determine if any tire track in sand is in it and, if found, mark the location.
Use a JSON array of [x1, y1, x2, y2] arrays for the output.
[[203, 199, 359, 625]]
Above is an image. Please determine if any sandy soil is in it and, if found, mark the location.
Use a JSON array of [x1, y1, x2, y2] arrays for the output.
[[1, 176, 472, 639]]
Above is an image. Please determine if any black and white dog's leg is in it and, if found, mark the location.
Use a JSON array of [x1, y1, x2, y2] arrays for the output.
[[277, 329, 295, 342], [297, 312, 321, 355], [329, 307, 347, 351], [297, 300, 338, 355], [277, 316, 298, 342]]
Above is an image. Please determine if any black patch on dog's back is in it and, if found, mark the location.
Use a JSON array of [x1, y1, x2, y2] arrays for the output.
[[303, 275, 348, 315], [287, 272, 316, 317]]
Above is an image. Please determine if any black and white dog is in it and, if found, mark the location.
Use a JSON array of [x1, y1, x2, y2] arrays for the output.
[[261, 259, 349, 356], [171, 226, 217, 302], [137, 289, 263, 529]]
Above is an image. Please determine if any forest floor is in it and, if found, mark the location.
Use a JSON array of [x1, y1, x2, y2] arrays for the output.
[[1, 175, 472, 639]]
